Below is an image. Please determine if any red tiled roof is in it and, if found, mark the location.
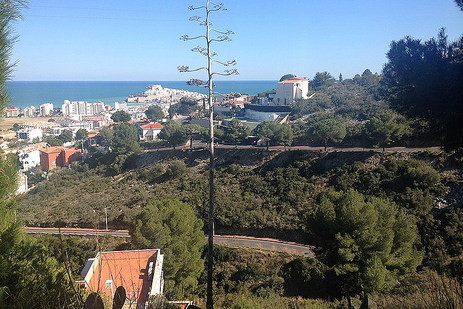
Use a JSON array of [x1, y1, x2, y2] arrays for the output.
[[278, 77, 309, 84], [39, 147, 82, 154], [86, 250, 158, 304], [39, 147, 65, 154], [84, 117, 106, 121], [226, 100, 250, 104], [140, 123, 163, 130]]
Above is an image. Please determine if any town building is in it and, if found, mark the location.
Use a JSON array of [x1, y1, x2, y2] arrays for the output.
[[91, 101, 105, 115], [127, 84, 205, 104], [139, 123, 164, 141], [213, 99, 248, 116], [51, 118, 94, 136], [39, 147, 83, 172], [16, 172, 28, 194], [273, 77, 309, 105], [244, 103, 292, 122], [5, 106, 20, 117], [62, 100, 107, 117], [20, 120, 59, 133], [23, 106, 36, 117], [81, 116, 110, 129], [78, 249, 164, 308], [16, 128, 43, 141], [39, 103, 54, 117], [114, 101, 128, 111], [3, 142, 47, 171]]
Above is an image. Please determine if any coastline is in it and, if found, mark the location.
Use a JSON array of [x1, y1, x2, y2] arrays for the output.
[[6, 80, 277, 109]]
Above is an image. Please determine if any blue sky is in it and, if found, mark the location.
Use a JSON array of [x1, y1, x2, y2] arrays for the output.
[[11, 0, 463, 81]]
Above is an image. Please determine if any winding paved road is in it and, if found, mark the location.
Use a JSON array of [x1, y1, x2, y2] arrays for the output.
[[25, 227, 130, 238], [24, 227, 315, 257], [214, 234, 315, 257]]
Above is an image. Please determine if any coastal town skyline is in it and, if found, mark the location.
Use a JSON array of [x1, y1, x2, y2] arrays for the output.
[[11, 0, 463, 81]]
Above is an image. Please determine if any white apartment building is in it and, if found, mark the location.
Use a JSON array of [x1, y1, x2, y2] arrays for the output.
[[114, 101, 128, 111], [62, 100, 107, 117], [40, 103, 54, 117], [273, 77, 309, 105], [17, 128, 43, 141], [90, 101, 105, 114], [23, 106, 36, 117]]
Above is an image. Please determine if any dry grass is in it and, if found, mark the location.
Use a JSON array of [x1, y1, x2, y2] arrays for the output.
[[375, 270, 463, 309], [0, 117, 51, 131]]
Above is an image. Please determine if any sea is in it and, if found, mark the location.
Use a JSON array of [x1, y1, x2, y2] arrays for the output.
[[5, 81, 277, 109]]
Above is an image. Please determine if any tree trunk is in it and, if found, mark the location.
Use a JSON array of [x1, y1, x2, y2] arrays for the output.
[[206, 5, 215, 309], [347, 295, 353, 309]]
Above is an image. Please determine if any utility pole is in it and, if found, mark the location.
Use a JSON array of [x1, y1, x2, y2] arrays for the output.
[[104, 207, 108, 231], [179, 2, 238, 308]]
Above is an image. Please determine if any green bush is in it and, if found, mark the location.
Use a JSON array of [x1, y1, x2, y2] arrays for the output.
[[166, 160, 187, 178]]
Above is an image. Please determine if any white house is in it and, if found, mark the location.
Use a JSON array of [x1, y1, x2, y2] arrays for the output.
[[140, 123, 164, 141], [5, 106, 20, 117], [78, 249, 164, 308], [273, 77, 309, 105], [4, 142, 47, 171]]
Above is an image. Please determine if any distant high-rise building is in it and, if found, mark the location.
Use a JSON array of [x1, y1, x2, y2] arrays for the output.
[[23, 105, 36, 117], [91, 101, 105, 114], [62, 100, 106, 117], [40, 103, 54, 117], [114, 101, 127, 111]]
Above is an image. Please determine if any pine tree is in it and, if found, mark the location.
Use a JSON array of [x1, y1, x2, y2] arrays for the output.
[[307, 190, 422, 298], [131, 199, 205, 299]]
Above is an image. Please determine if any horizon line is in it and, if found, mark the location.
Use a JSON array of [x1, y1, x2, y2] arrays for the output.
[[8, 79, 278, 82]]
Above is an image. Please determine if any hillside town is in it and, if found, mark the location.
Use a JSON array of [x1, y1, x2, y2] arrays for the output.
[[0, 79, 308, 194], [2, 1, 463, 308]]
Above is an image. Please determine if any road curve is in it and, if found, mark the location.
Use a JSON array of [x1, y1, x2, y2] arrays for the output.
[[214, 234, 315, 257], [24, 227, 130, 238], [24, 227, 315, 257]]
